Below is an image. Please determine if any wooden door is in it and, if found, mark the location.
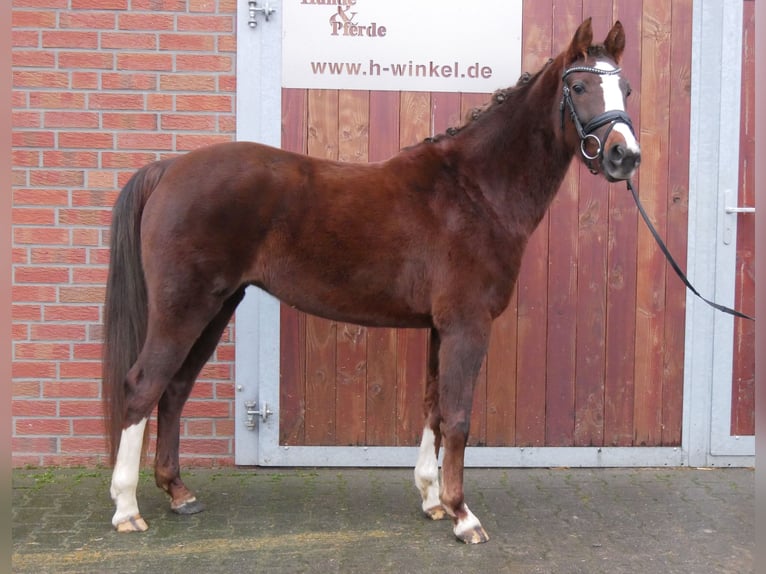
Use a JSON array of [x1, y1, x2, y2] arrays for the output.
[[277, 0, 692, 450], [730, 0, 755, 437]]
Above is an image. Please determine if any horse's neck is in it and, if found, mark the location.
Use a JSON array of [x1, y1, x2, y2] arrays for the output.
[[453, 61, 577, 234]]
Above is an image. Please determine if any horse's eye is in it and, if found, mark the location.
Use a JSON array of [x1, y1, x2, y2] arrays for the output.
[[572, 83, 585, 95], [626, 84, 632, 98]]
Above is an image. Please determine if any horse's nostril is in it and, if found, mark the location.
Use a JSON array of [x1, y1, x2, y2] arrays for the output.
[[609, 144, 626, 163]]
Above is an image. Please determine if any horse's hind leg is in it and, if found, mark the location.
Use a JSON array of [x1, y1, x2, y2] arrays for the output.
[[414, 328, 447, 520], [110, 294, 229, 532], [153, 288, 245, 515]]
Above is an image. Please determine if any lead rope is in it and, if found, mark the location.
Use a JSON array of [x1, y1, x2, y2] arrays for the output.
[[626, 179, 754, 321]]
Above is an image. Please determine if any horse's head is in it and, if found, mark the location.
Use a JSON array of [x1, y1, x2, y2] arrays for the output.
[[561, 18, 640, 181]]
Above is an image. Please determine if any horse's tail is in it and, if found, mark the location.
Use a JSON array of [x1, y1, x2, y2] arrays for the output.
[[103, 158, 174, 466]]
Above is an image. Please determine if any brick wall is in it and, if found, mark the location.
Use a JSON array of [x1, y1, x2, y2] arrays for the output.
[[11, 0, 238, 467]]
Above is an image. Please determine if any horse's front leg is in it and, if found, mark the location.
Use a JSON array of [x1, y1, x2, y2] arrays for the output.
[[436, 319, 491, 544]]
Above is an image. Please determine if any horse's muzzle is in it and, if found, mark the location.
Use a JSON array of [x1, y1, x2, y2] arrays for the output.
[[603, 142, 641, 181]]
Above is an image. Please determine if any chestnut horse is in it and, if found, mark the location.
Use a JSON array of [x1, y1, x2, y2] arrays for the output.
[[103, 18, 640, 543]]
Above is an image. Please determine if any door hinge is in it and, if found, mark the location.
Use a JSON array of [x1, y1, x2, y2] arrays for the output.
[[723, 190, 756, 245], [248, 1, 276, 28], [244, 401, 273, 430]]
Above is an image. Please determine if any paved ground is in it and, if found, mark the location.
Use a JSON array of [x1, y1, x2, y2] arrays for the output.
[[12, 466, 753, 573]]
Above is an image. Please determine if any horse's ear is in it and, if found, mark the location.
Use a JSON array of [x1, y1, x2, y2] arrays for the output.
[[567, 17, 593, 64], [604, 21, 626, 64]]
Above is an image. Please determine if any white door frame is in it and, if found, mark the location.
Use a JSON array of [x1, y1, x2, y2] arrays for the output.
[[234, 0, 752, 467], [683, 0, 754, 467]]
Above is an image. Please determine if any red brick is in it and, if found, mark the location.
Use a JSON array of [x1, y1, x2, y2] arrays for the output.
[[189, 0, 217, 12], [198, 363, 231, 380], [29, 170, 84, 187], [175, 54, 232, 72], [43, 151, 99, 168], [43, 381, 100, 398], [177, 15, 233, 32], [71, 419, 106, 435], [59, 12, 117, 29], [159, 33, 215, 52], [43, 111, 100, 128], [12, 208, 54, 225], [12, 437, 57, 454], [73, 343, 103, 359], [161, 113, 216, 131], [12, 304, 42, 321], [13, 380, 43, 396], [100, 32, 157, 50], [146, 94, 173, 110], [117, 132, 173, 150], [101, 151, 158, 169], [12, 150, 41, 167], [176, 134, 232, 151], [72, 267, 108, 283], [13, 30, 41, 47], [186, 420, 214, 436], [214, 419, 234, 437], [14, 70, 69, 89], [13, 248, 30, 264], [179, 438, 230, 455], [13, 323, 29, 340], [71, 72, 99, 89], [72, 190, 119, 207], [215, 343, 235, 362], [88, 248, 111, 265], [13, 169, 28, 186], [176, 94, 232, 112], [217, 35, 236, 53], [31, 248, 87, 264], [118, 13, 174, 30], [101, 72, 157, 90], [31, 323, 87, 341], [44, 304, 99, 321], [218, 75, 236, 93], [131, 0, 186, 9], [116, 52, 173, 72], [29, 91, 86, 109], [59, 361, 102, 379], [14, 226, 70, 245], [58, 51, 114, 70], [71, 0, 128, 9], [12, 131, 55, 147], [13, 188, 69, 206], [74, 228, 103, 246], [13, 400, 58, 417], [189, 382, 214, 399], [59, 286, 105, 303], [215, 383, 235, 400], [42, 31, 99, 49], [12, 10, 57, 28], [13, 285, 58, 302], [58, 131, 114, 149], [88, 93, 145, 110], [12, 111, 42, 129], [12, 50, 55, 67], [102, 112, 157, 130], [15, 342, 71, 360], [86, 171, 117, 189], [16, 418, 72, 435], [58, 208, 112, 226], [183, 401, 230, 418], [59, 400, 102, 417], [159, 74, 216, 92]]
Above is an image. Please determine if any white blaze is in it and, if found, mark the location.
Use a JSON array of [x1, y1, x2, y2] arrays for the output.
[[596, 61, 640, 153]]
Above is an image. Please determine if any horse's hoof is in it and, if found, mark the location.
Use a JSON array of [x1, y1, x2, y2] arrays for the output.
[[115, 515, 148, 533], [171, 497, 205, 515], [424, 505, 448, 521], [456, 525, 490, 544]]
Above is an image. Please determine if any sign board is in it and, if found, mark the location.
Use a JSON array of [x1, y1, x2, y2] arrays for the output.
[[282, 0, 523, 93]]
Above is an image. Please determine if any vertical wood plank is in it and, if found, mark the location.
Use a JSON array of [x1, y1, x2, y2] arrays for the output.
[[544, 0, 582, 447], [661, 0, 693, 445], [514, 0, 553, 447], [430, 92, 461, 137], [279, 88, 308, 445], [395, 91, 431, 446], [633, 0, 672, 446], [732, 0, 755, 436], [365, 90, 400, 445], [573, 0, 612, 447], [304, 89, 339, 445], [604, 0, 642, 446], [335, 90, 370, 445]]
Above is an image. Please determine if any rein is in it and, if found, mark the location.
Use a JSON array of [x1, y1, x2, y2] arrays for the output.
[[560, 65, 635, 174], [626, 179, 755, 321]]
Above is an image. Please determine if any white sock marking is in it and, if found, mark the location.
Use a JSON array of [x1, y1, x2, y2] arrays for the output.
[[453, 503, 483, 538], [414, 427, 442, 512], [110, 418, 147, 527]]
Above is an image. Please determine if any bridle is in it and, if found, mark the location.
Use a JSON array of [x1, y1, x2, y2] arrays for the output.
[[560, 64, 635, 174]]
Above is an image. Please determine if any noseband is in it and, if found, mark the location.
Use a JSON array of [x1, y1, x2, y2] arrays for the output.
[[560, 65, 635, 174]]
